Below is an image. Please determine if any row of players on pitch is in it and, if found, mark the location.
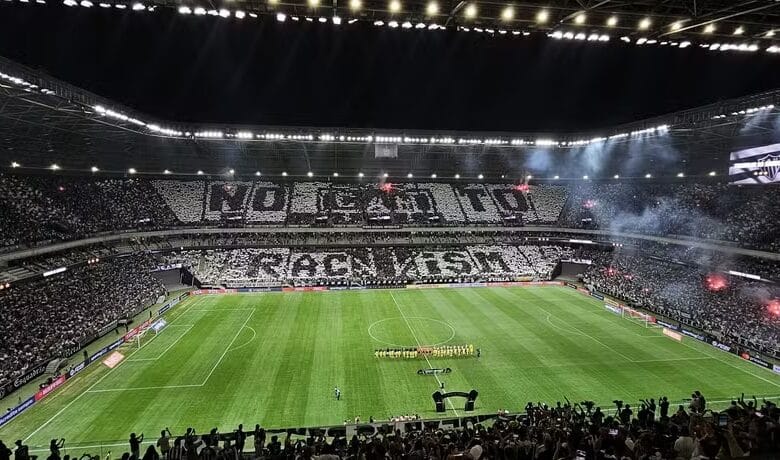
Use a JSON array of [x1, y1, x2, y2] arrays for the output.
[[374, 344, 478, 358]]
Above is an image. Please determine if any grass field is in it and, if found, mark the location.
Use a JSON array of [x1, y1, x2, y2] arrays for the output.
[[2, 285, 779, 454]]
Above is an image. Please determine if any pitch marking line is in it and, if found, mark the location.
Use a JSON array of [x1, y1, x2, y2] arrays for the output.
[[227, 326, 258, 353], [554, 287, 780, 385], [24, 296, 205, 442], [126, 325, 195, 362], [200, 309, 256, 387], [388, 291, 460, 417], [367, 317, 455, 348]]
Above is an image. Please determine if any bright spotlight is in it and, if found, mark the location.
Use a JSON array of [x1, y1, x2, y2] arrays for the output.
[[553, 175, 559, 180], [638, 17, 651, 30], [358, 172, 364, 178], [431, 173, 437, 178], [582, 175, 589, 179], [178, 5, 191, 14], [767, 30, 776, 37], [671, 21, 682, 31], [734, 26, 744, 35], [574, 13, 586, 25], [255, 171, 262, 176], [645, 173, 652, 178], [11, 162, 20, 168], [536, 9, 549, 23], [308, 0, 319, 7], [677, 172, 685, 177], [128, 168, 137, 174], [164, 169, 172, 175], [131, 2, 144, 10], [50, 164, 60, 171], [478, 174, 484, 179], [464, 3, 476, 18], [197, 170, 204, 175], [228, 168, 235, 175], [708, 171, 717, 176], [454, 174, 460, 179], [282, 172, 288, 176], [606, 16, 618, 27], [407, 173, 413, 178], [389, 0, 401, 13], [613, 174, 620, 179], [332, 16, 342, 25], [80, 0, 93, 7], [704, 24, 716, 34], [276, 12, 286, 21], [307, 172, 314, 177], [235, 10, 246, 19], [426, 1, 438, 15], [349, 0, 361, 10], [333, 172, 339, 177], [88, 166, 98, 173], [501, 6, 514, 21], [383, 172, 389, 178]]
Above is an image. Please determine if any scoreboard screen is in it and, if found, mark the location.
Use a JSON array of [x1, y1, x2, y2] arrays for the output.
[[728, 142, 780, 184]]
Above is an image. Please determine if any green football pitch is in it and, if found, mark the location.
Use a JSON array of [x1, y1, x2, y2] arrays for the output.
[[2, 286, 779, 454]]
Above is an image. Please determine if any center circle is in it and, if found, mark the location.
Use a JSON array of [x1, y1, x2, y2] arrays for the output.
[[367, 317, 456, 348]]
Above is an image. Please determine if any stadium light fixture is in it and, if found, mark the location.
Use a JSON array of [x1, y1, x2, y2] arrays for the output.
[[526, 174, 533, 179], [407, 173, 413, 178], [164, 169, 172, 175], [767, 30, 776, 37], [704, 24, 716, 34], [63, 0, 77, 5], [282, 172, 288, 176], [431, 173, 437, 178], [358, 172, 364, 178], [349, 0, 361, 10], [276, 12, 286, 21], [218, 9, 230, 18], [383, 172, 389, 178], [11, 162, 20, 168], [90, 166, 99, 173], [333, 172, 339, 177], [255, 171, 261, 176], [197, 170, 204, 175], [178, 6, 191, 14], [478, 174, 484, 179], [501, 7, 514, 21], [677, 172, 685, 177], [574, 13, 586, 25], [194, 7, 206, 15], [389, 0, 401, 13], [464, 3, 476, 19], [708, 171, 717, 176], [638, 18, 651, 30], [269, 0, 279, 4], [80, 0, 93, 7], [128, 168, 137, 174], [582, 175, 589, 179], [307, 171, 314, 177], [332, 16, 342, 25], [308, 0, 319, 7], [553, 175, 560, 180], [645, 173, 652, 178], [613, 174, 620, 179], [50, 164, 60, 171], [734, 26, 744, 35], [606, 16, 618, 27], [426, 1, 438, 16], [131, 2, 144, 11], [671, 21, 682, 31], [536, 9, 549, 23], [235, 10, 246, 19]]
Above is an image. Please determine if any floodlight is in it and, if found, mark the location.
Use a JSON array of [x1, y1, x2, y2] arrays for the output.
[[734, 26, 744, 35], [704, 24, 715, 33], [178, 6, 191, 14], [11, 162, 20, 168], [638, 18, 651, 30], [478, 174, 484, 179], [501, 6, 513, 21], [606, 16, 618, 27], [128, 168, 137, 174], [426, 1, 438, 15], [282, 172, 288, 176], [131, 2, 144, 10], [349, 0, 361, 10], [50, 164, 60, 170], [235, 10, 246, 18], [464, 3, 476, 18], [276, 12, 286, 21], [389, 0, 400, 13], [574, 13, 586, 25], [536, 9, 549, 23], [91, 166, 99, 172], [197, 170, 204, 175]]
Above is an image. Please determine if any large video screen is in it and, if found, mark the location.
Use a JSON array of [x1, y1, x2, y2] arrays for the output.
[[729, 142, 780, 184]]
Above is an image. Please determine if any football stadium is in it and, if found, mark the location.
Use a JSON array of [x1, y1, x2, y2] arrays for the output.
[[0, 1, 780, 460]]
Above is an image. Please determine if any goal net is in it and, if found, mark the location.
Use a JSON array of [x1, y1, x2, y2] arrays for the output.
[[604, 303, 660, 328], [135, 318, 168, 349]]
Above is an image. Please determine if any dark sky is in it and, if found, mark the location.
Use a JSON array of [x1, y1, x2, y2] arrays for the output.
[[1, 4, 779, 132]]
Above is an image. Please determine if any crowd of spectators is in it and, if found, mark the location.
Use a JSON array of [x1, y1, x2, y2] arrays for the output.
[[582, 250, 780, 358], [0, 256, 166, 391], [4, 392, 777, 460], [562, 183, 780, 252], [165, 245, 573, 288]]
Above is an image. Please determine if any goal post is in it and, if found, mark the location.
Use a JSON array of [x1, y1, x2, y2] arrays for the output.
[[603, 303, 660, 328]]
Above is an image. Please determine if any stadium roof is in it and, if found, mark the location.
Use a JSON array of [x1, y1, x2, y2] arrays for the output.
[[43, 0, 780, 46], [0, 55, 778, 179]]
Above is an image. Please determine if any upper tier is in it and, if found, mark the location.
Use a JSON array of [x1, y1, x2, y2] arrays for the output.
[[1, 175, 778, 252]]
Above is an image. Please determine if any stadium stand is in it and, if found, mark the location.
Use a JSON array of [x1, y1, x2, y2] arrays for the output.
[[0, 256, 165, 391]]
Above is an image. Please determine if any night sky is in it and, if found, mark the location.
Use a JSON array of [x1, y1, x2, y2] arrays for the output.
[[1, 4, 779, 132]]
